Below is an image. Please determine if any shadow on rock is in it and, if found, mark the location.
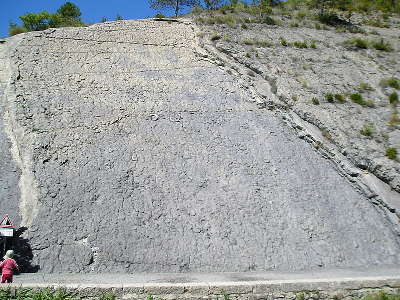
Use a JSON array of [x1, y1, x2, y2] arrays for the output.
[[12, 227, 40, 273]]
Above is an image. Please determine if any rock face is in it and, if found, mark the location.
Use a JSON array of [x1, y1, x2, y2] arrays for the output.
[[0, 19, 400, 273], [195, 13, 400, 193]]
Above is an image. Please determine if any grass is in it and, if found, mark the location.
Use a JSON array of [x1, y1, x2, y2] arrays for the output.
[[360, 123, 375, 136], [0, 289, 76, 300], [350, 93, 367, 106], [380, 77, 400, 90], [312, 97, 320, 105], [389, 92, 399, 106], [364, 19, 390, 28], [210, 33, 222, 41], [359, 82, 375, 92], [334, 94, 346, 103], [358, 292, 400, 300], [371, 39, 394, 51], [343, 38, 394, 51], [389, 110, 400, 127], [262, 16, 279, 25], [280, 37, 289, 47], [325, 93, 335, 103], [386, 147, 398, 160], [293, 41, 308, 48], [196, 14, 240, 27], [344, 38, 369, 49], [242, 39, 273, 47]]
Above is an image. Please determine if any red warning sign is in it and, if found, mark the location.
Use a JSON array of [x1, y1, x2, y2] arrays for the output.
[[0, 215, 14, 237]]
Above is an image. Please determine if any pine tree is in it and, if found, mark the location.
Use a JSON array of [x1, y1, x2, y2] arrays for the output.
[[149, 0, 199, 16]]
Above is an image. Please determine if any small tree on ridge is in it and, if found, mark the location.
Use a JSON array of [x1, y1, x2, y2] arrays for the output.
[[149, 0, 199, 17]]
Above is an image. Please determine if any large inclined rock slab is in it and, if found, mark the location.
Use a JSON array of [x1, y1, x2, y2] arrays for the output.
[[1, 19, 400, 273]]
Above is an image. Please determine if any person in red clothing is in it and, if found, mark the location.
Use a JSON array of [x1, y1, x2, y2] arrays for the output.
[[0, 250, 19, 283]]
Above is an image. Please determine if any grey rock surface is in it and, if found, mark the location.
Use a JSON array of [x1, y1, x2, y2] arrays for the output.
[[0, 19, 400, 273]]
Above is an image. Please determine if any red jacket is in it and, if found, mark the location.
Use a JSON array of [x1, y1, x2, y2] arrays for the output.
[[0, 258, 18, 275]]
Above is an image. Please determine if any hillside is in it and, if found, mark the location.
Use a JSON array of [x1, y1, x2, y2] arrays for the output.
[[0, 15, 399, 273]]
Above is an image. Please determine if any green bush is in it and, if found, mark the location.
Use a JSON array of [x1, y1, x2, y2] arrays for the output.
[[360, 123, 374, 136], [280, 38, 289, 47], [389, 92, 399, 106], [325, 93, 335, 103], [344, 38, 369, 49], [334, 94, 346, 103], [364, 19, 390, 28], [317, 12, 343, 26], [8, 23, 28, 36], [154, 13, 166, 18], [380, 77, 400, 90], [389, 110, 400, 127], [20, 11, 52, 31], [293, 41, 308, 48], [312, 97, 320, 105], [359, 82, 374, 91], [386, 148, 398, 160], [371, 39, 394, 51], [262, 16, 278, 25], [350, 93, 366, 105], [210, 33, 222, 41]]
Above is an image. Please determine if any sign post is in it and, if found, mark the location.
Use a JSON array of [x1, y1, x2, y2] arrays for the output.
[[0, 215, 14, 258]]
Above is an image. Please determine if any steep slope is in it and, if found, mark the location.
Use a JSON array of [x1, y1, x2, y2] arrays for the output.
[[194, 10, 400, 193], [0, 19, 400, 273]]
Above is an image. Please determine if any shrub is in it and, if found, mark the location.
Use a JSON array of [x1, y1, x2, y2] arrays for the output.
[[8, 23, 27, 36], [154, 13, 166, 18], [359, 82, 374, 91], [20, 11, 52, 31], [293, 41, 308, 48], [386, 148, 398, 160], [210, 33, 222, 41], [280, 38, 288, 47], [310, 42, 317, 49], [262, 16, 278, 25], [364, 19, 390, 28], [290, 21, 300, 27], [389, 110, 400, 127], [241, 23, 248, 29], [312, 98, 320, 105], [344, 38, 368, 49], [350, 93, 366, 105], [334, 94, 346, 103], [389, 92, 399, 106], [360, 123, 374, 136], [243, 40, 255, 45], [260, 40, 273, 47], [371, 39, 394, 51], [380, 77, 400, 89], [318, 12, 344, 26], [325, 93, 335, 103]]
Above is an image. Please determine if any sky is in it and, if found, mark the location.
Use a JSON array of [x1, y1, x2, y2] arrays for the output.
[[0, 0, 168, 38]]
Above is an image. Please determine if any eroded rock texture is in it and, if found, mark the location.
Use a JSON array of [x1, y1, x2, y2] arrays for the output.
[[0, 20, 400, 273]]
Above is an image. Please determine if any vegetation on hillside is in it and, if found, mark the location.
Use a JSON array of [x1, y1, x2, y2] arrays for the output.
[[9, 2, 83, 36]]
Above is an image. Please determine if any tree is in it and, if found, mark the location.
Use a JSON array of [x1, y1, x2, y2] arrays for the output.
[[57, 2, 82, 26], [203, 0, 224, 9], [149, 0, 199, 16], [20, 11, 52, 31], [57, 2, 81, 19]]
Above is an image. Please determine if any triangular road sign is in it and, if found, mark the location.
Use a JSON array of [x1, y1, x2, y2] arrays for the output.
[[0, 215, 14, 228]]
